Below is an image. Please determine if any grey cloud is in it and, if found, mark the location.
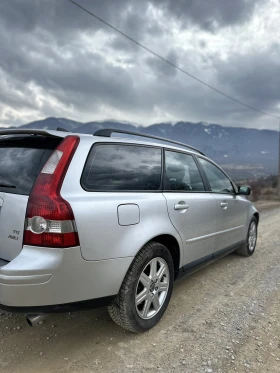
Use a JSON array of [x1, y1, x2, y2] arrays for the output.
[[0, 0, 261, 46], [0, 0, 158, 122], [154, 0, 264, 30], [0, 37, 140, 114], [0, 0, 278, 130], [0, 0, 153, 49], [146, 50, 179, 77], [0, 0, 131, 35], [216, 44, 280, 113]]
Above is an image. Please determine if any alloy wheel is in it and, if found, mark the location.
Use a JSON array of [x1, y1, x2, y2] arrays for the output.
[[248, 221, 257, 252], [135, 257, 170, 320]]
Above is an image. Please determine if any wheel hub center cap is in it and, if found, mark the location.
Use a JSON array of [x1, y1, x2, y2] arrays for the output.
[[149, 279, 158, 292]]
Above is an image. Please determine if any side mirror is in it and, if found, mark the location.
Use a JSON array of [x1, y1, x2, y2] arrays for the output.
[[238, 185, 251, 196]]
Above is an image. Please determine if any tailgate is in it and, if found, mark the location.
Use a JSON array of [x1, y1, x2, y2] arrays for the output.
[[0, 192, 28, 261], [0, 134, 62, 261]]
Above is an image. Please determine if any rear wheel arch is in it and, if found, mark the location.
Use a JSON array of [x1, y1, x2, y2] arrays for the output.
[[109, 241, 174, 332], [146, 234, 181, 280]]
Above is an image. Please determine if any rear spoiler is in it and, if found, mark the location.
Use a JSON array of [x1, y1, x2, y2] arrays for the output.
[[0, 129, 65, 138]]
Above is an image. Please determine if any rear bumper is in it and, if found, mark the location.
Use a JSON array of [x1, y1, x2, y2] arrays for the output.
[[0, 245, 133, 311], [0, 295, 116, 314]]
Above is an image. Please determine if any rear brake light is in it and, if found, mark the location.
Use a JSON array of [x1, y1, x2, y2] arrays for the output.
[[23, 136, 80, 248]]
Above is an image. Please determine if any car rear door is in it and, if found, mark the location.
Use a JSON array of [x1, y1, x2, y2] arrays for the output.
[[198, 157, 247, 254], [163, 150, 217, 267], [0, 134, 61, 261]]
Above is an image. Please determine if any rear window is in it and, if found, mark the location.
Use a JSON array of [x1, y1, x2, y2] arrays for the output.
[[0, 136, 61, 195], [82, 144, 162, 191]]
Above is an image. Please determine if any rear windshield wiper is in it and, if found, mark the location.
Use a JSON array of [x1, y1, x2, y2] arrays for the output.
[[0, 182, 16, 188]]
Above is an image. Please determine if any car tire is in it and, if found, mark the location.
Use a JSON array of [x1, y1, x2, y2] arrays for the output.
[[235, 216, 258, 257], [108, 241, 174, 333]]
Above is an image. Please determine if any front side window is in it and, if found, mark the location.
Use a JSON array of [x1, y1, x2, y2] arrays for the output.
[[82, 144, 162, 191], [165, 151, 205, 191], [199, 158, 234, 194]]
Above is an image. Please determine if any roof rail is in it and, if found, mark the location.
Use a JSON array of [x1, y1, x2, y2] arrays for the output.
[[56, 127, 69, 132], [93, 128, 205, 156]]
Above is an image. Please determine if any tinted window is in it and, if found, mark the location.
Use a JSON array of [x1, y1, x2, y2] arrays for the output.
[[82, 144, 162, 191], [199, 158, 234, 194], [0, 136, 61, 195], [165, 151, 205, 191]]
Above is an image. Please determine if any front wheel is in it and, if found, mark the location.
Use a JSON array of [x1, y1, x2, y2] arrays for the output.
[[236, 217, 258, 257], [108, 241, 174, 333]]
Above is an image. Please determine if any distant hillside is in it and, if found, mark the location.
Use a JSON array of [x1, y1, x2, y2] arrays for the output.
[[1, 117, 278, 180]]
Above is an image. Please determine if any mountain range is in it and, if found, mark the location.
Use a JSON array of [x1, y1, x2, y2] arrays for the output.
[[1, 117, 278, 180]]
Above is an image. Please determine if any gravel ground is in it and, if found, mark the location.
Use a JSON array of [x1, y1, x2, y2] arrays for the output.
[[0, 207, 280, 373], [254, 200, 280, 213]]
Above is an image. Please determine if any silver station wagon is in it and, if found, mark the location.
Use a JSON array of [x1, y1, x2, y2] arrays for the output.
[[0, 128, 258, 332]]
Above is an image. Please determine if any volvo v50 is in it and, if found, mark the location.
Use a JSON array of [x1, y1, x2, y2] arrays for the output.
[[0, 128, 258, 332]]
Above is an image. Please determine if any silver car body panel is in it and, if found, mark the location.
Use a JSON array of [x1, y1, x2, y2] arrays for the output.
[[70, 191, 183, 262], [0, 192, 28, 261], [0, 130, 258, 309], [163, 192, 217, 264], [213, 194, 248, 252], [0, 245, 133, 307]]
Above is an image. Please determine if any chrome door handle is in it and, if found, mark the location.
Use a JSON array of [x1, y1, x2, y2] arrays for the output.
[[0, 198, 3, 207], [174, 203, 189, 211], [220, 202, 228, 208]]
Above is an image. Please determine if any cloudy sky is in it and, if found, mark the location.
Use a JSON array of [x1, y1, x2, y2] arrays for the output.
[[0, 0, 280, 129]]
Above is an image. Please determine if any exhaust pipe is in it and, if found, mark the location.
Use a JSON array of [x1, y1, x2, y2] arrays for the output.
[[26, 314, 49, 327]]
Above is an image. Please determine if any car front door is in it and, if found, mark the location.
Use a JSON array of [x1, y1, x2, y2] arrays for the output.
[[163, 150, 218, 267], [198, 157, 248, 254]]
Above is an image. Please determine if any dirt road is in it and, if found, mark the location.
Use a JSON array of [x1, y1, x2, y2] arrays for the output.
[[0, 208, 280, 373]]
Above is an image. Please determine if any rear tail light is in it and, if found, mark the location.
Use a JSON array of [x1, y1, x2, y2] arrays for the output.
[[23, 136, 80, 248]]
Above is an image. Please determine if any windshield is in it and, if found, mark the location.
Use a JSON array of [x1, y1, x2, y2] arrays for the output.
[[0, 135, 61, 195]]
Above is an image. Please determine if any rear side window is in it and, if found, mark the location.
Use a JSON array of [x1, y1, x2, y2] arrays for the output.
[[82, 144, 162, 191], [165, 150, 205, 191], [0, 136, 61, 196]]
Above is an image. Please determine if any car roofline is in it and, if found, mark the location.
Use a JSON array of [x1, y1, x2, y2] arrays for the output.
[[0, 128, 202, 156]]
